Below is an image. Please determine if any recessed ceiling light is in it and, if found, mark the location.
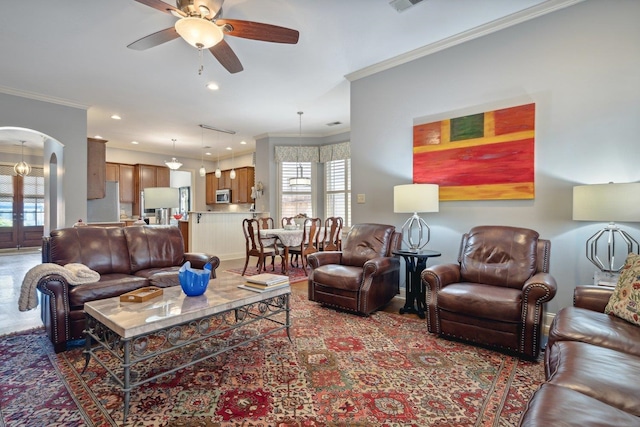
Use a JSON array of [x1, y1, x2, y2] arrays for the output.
[[240, 140, 247, 145], [94, 135, 103, 139], [206, 82, 219, 91], [131, 141, 139, 145], [205, 152, 212, 156], [226, 147, 232, 150], [111, 114, 121, 120]]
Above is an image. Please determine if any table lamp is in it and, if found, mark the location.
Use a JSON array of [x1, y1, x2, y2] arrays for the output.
[[572, 182, 640, 273], [394, 184, 439, 251], [144, 187, 180, 225]]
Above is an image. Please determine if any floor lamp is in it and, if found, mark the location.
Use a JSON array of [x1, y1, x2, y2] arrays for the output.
[[144, 187, 180, 225], [573, 182, 640, 283]]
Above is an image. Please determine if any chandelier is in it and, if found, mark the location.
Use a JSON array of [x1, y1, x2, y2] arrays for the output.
[[289, 111, 310, 187], [165, 139, 183, 170], [14, 140, 31, 177]]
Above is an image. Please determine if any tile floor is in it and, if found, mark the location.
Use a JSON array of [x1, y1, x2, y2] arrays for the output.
[[0, 250, 410, 337]]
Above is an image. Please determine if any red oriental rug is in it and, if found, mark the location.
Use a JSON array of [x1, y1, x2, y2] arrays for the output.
[[226, 265, 309, 283], [0, 293, 544, 426]]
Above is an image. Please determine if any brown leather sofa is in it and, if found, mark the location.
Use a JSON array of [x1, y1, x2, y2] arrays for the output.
[[422, 225, 557, 359], [307, 223, 401, 315], [519, 286, 640, 426], [37, 225, 220, 353]]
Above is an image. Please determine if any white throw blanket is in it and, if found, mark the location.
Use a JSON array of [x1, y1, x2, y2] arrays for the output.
[[18, 263, 101, 312]]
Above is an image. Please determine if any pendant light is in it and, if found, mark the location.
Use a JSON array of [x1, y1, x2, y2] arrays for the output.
[[215, 151, 222, 178], [289, 111, 311, 187], [14, 140, 31, 177], [165, 139, 182, 170], [229, 144, 236, 180], [199, 128, 206, 177]]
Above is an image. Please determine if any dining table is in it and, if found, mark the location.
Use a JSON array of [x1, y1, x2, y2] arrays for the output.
[[260, 227, 324, 274]]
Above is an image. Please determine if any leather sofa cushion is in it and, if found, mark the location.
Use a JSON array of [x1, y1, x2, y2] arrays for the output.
[[460, 226, 538, 288], [546, 340, 640, 416], [125, 225, 185, 273], [549, 306, 640, 357], [519, 383, 640, 427], [49, 227, 131, 275], [311, 264, 363, 291], [135, 267, 181, 288], [341, 224, 394, 267], [68, 274, 148, 307], [438, 283, 522, 322]]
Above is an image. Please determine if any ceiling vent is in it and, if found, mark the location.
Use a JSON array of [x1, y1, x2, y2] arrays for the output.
[[326, 121, 342, 127], [389, 0, 424, 13]]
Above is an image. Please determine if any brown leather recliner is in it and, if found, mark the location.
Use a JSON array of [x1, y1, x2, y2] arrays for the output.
[[307, 223, 402, 315], [421, 225, 557, 359]]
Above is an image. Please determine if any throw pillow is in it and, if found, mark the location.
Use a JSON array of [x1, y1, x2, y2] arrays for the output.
[[605, 253, 640, 325]]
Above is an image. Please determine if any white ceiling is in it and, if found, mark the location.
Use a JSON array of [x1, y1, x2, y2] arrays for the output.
[[0, 0, 571, 160]]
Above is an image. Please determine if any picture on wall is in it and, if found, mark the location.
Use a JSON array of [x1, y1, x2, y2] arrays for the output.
[[413, 103, 535, 201]]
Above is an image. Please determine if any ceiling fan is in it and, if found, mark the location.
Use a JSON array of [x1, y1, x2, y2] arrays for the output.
[[128, 0, 299, 74]]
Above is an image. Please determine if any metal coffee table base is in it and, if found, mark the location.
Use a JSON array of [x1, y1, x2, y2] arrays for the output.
[[82, 293, 290, 423]]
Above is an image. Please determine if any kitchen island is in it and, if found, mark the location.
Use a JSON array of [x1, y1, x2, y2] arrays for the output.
[[188, 211, 269, 261]]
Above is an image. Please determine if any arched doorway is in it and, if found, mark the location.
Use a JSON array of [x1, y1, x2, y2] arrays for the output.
[[0, 127, 63, 248]]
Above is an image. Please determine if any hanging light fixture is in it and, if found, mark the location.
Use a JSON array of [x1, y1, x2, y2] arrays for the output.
[[165, 138, 183, 170], [229, 143, 236, 180], [199, 128, 206, 177], [289, 111, 311, 187], [14, 140, 31, 177], [215, 151, 222, 178]]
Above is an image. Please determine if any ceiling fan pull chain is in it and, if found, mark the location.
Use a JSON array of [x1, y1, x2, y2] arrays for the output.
[[198, 46, 204, 75]]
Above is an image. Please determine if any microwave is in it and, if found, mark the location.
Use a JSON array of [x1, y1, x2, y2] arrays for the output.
[[216, 189, 231, 203]]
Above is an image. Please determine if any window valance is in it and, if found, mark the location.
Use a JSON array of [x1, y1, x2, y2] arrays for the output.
[[320, 142, 350, 163], [274, 146, 319, 163], [275, 142, 350, 163]]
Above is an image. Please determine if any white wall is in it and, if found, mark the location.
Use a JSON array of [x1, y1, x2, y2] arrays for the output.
[[350, 0, 640, 312]]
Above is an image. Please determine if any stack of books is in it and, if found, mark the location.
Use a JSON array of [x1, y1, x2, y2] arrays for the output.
[[238, 273, 290, 292]]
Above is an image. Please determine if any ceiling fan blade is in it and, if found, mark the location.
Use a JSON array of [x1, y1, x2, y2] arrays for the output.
[[209, 40, 243, 73], [216, 19, 299, 44], [133, 0, 185, 16], [127, 27, 180, 50]]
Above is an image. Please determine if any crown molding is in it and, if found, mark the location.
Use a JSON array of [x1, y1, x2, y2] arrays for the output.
[[346, 0, 585, 82], [0, 85, 89, 110]]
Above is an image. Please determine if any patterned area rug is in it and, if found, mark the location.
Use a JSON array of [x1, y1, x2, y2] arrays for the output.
[[226, 264, 309, 283], [0, 293, 544, 426]]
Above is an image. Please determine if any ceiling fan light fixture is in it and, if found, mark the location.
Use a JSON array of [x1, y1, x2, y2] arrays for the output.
[[175, 17, 223, 49]]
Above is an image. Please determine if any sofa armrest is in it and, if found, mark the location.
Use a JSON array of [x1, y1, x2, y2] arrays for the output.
[[307, 251, 343, 268], [36, 275, 71, 351], [184, 253, 221, 278], [574, 285, 614, 312], [362, 256, 400, 280]]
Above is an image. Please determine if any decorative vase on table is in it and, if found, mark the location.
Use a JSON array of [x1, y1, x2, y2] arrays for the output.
[[178, 261, 212, 297]]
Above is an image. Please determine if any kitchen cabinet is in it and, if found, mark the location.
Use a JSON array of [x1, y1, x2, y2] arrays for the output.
[[205, 172, 216, 204], [106, 163, 135, 203], [87, 137, 107, 200], [205, 166, 254, 204]]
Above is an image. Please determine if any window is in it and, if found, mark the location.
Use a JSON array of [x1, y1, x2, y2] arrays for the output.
[[279, 161, 314, 218], [325, 158, 351, 226], [23, 170, 45, 227]]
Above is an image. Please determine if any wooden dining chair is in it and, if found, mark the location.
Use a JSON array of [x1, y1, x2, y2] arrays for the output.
[[289, 217, 322, 270], [321, 216, 343, 251], [281, 217, 296, 227], [257, 217, 278, 270], [241, 218, 284, 275]]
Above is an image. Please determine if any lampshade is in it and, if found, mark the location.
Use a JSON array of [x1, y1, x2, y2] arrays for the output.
[[394, 184, 440, 213], [573, 182, 640, 222], [174, 17, 224, 49], [144, 187, 180, 209]]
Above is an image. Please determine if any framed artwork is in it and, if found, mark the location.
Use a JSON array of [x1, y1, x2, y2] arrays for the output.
[[413, 103, 535, 201]]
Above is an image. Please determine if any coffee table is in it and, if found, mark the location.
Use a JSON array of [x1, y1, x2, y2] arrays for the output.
[[81, 273, 291, 423]]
